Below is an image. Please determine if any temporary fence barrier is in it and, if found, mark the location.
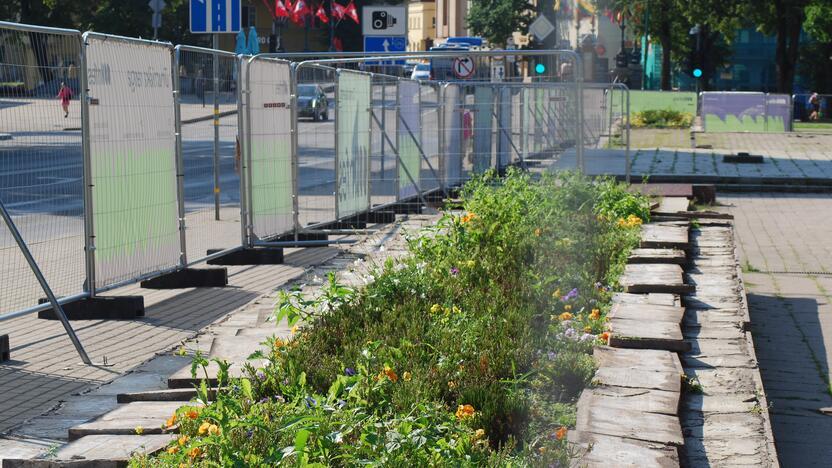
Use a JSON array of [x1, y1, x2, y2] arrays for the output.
[[397, 79, 422, 199], [612, 90, 697, 116], [701, 91, 792, 133], [369, 74, 398, 209], [173, 45, 241, 265], [793, 93, 832, 122], [419, 82, 442, 193], [334, 69, 372, 219]]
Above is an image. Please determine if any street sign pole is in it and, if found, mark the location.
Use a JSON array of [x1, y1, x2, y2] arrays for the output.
[[149, 0, 165, 40], [213, 33, 221, 220]]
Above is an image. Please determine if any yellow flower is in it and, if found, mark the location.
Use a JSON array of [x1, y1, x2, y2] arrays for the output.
[[617, 218, 627, 228], [290, 325, 299, 335], [584, 326, 592, 333], [134, 426, 144, 435], [558, 312, 573, 321], [534, 228, 542, 237], [455, 404, 475, 419], [552, 289, 561, 298], [273, 338, 285, 349], [165, 413, 177, 428], [564, 304, 572, 311], [403, 371, 412, 381], [600, 332, 611, 342], [448, 380, 457, 389], [460, 212, 477, 223], [188, 447, 202, 458], [465, 260, 476, 269], [383, 365, 399, 383], [198, 421, 212, 435], [208, 424, 221, 436], [589, 309, 601, 320], [430, 304, 442, 314], [167, 446, 179, 455], [474, 428, 486, 440], [452, 305, 461, 314], [178, 435, 190, 446]]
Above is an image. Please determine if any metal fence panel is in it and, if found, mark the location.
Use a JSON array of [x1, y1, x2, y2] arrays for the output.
[[419, 82, 441, 192], [84, 33, 179, 290], [765, 94, 791, 132], [701, 92, 767, 132], [496, 87, 513, 169], [397, 79, 421, 199], [335, 69, 371, 219], [245, 57, 293, 240], [175, 47, 241, 263], [473, 85, 494, 172], [369, 74, 397, 208], [0, 25, 87, 315], [441, 83, 463, 186]]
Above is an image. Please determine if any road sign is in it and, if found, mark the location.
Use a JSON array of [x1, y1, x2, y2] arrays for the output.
[[190, 0, 241, 33], [529, 15, 554, 42], [148, 0, 165, 12], [452, 57, 475, 80], [364, 36, 406, 65], [491, 62, 505, 82], [152, 13, 162, 28], [362, 6, 407, 36]]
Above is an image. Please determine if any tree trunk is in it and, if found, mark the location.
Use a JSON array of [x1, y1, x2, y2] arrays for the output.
[[773, 0, 805, 94], [658, 1, 672, 91]]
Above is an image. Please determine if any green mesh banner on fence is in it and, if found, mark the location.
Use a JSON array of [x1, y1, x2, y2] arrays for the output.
[[397, 79, 421, 199], [336, 70, 371, 218]]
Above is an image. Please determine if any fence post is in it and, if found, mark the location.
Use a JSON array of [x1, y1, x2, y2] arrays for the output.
[[625, 85, 631, 184], [237, 55, 249, 248], [290, 62, 300, 241], [213, 36, 221, 220], [79, 32, 97, 296], [173, 46, 188, 267], [334, 69, 341, 219]]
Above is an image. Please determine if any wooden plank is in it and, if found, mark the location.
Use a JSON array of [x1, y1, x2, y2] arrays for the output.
[[640, 224, 690, 250], [594, 367, 681, 394], [2, 435, 173, 468], [593, 346, 683, 375], [579, 386, 680, 416], [570, 430, 680, 468], [117, 388, 211, 403], [613, 292, 680, 307], [631, 183, 693, 198], [621, 264, 694, 294], [68, 402, 185, 441], [628, 248, 687, 265], [609, 318, 691, 353], [656, 197, 690, 214], [576, 400, 684, 446], [609, 302, 685, 323]]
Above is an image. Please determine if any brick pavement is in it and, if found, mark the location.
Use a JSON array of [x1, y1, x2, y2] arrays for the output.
[[718, 193, 832, 467]]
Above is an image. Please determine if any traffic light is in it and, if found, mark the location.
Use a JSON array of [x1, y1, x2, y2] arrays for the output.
[[535, 63, 546, 74]]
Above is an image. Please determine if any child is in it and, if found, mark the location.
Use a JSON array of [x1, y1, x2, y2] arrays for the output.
[[57, 82, 72, 118]]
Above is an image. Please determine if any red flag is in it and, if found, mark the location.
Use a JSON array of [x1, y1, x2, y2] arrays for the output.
[[291, 0, 310, 25], [344, 1, 359, 23], [331, 1, 345, 21], [316, 3, 329, 23], [333, 36, 343, 51], [274, 0, 290, 18]]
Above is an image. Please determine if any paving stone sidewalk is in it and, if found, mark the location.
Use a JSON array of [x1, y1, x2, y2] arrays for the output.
[[717, 193, 832, 466]]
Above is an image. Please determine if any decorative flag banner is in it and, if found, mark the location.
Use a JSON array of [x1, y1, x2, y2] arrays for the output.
[[291, 0, 310, 25], [332, 1, 345, 20], [274, 0, 289, 18], [345, 1, 359, 24], [316, 3, 329, 23]]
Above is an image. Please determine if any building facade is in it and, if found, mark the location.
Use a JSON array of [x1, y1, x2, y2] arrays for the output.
[[407, 1, 436, 51], [434, 0, 470, 43]]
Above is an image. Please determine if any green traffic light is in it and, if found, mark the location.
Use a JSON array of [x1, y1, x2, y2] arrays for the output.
[[535, 63, 546, 74], [693, 68, 702, 78]]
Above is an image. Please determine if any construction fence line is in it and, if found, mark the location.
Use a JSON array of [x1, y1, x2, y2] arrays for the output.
[[3, 21, 634, 367]]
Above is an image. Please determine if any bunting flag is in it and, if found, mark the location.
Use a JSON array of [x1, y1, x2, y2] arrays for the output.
[[274, 0, 290, 18], [333, 36, 343, 51], [316, 3, 329, 23], [332, 1, 345, 20], [344, 1, 359, 24], [291, 0, 311, 25], [576, 0, 596, 16]]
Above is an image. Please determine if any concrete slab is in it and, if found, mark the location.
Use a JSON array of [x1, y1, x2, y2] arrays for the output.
[[2, 434, 173, 467], [570, 430, 680, 468], [621, 264, 694, 294]]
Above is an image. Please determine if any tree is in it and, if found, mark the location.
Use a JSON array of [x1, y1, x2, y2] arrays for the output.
[[678, 0, 742, 90], [799, 1, 832, 92], [466, 0, 534, 48]]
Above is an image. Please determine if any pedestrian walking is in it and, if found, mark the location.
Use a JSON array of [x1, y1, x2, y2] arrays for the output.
[[809, 92, 821, 121], [57, 82, 72, 118]]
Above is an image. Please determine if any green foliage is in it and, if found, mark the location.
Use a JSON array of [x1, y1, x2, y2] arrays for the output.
[[631, 109, 694, 129], [134, 170, 649, 466], [466, 0, 534, 47]]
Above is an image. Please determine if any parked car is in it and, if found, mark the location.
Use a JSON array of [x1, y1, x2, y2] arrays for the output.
[[297, 84, 329, 121], [410, 63, 430, 81]]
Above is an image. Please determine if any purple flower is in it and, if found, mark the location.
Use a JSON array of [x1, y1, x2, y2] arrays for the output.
[[561, 320, 572, 328], [246, 429, 254, 439], [258, 397, 269, 404], [275, 395, 285, 403], [564, 328, 577, 339], [305, 396, 318, 408], [338, 399, 347, 409], [547, 351, 558, 361], [345, 367, 356, 376], [566, 288, 579, 300], [450, 267, 460, 276], [580, 333, 594, 342], [256, 370, 266, 380], [282, 378, 289, 386]]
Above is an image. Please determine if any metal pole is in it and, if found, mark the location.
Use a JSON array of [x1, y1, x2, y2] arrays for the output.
[[625, 85, 631, 183], [79, 32, 96, 297], [173, 46, 189, 266], [213, 35, 221, 220], [0, 198, 91, 365], [381, 78, 386, 177]]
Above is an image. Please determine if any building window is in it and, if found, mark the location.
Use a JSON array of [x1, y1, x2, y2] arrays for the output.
[[432, 17, 436, 28]]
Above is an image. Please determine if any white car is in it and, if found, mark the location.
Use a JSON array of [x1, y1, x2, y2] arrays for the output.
[[410, 63, 430, 80]]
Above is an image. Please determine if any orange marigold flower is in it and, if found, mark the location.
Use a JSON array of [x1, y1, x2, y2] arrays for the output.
[[383, 365, 398, 382], [584, 326, 592, 333], [558, 312, 573, 321], [167, 446, 179, 455], [555, 426, 568, 440], [207, 424, 221, 436], [460, 212, 477, 224], [186, 409, 199, 420], [600, 332, 611, 343], [474, 428, 486, 440], [178, 435, 189, 446], [455, 404, 476, 419], [590, 308, 601, 320], [273, 338, 285, 349], [188, 447, 202, 458], [165, 413, 177, 428], [198, 421, 212, 435]]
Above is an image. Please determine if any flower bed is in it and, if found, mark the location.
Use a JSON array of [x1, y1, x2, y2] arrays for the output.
[[132, 170, 650, 467]]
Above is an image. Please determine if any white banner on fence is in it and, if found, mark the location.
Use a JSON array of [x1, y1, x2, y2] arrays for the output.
[[85, 35, 179, 288], [442, 84, 462, 185], [336, 70, 371, 219], [246, 58, 293, 239], [397, 79, 421, 199], [497, 87, 512, 168]]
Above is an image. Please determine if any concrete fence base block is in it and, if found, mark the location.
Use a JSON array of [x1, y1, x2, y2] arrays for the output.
[[139, 268, 227, 289], [206, 248, 284, 266], [38, 296, 145, 320], [272, 232, 329, 243], [0, 334, 9, 362]]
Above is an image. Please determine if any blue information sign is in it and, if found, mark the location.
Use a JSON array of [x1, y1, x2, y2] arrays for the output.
[[191, 0, 241, 33], [364, 36, 406, 65]]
